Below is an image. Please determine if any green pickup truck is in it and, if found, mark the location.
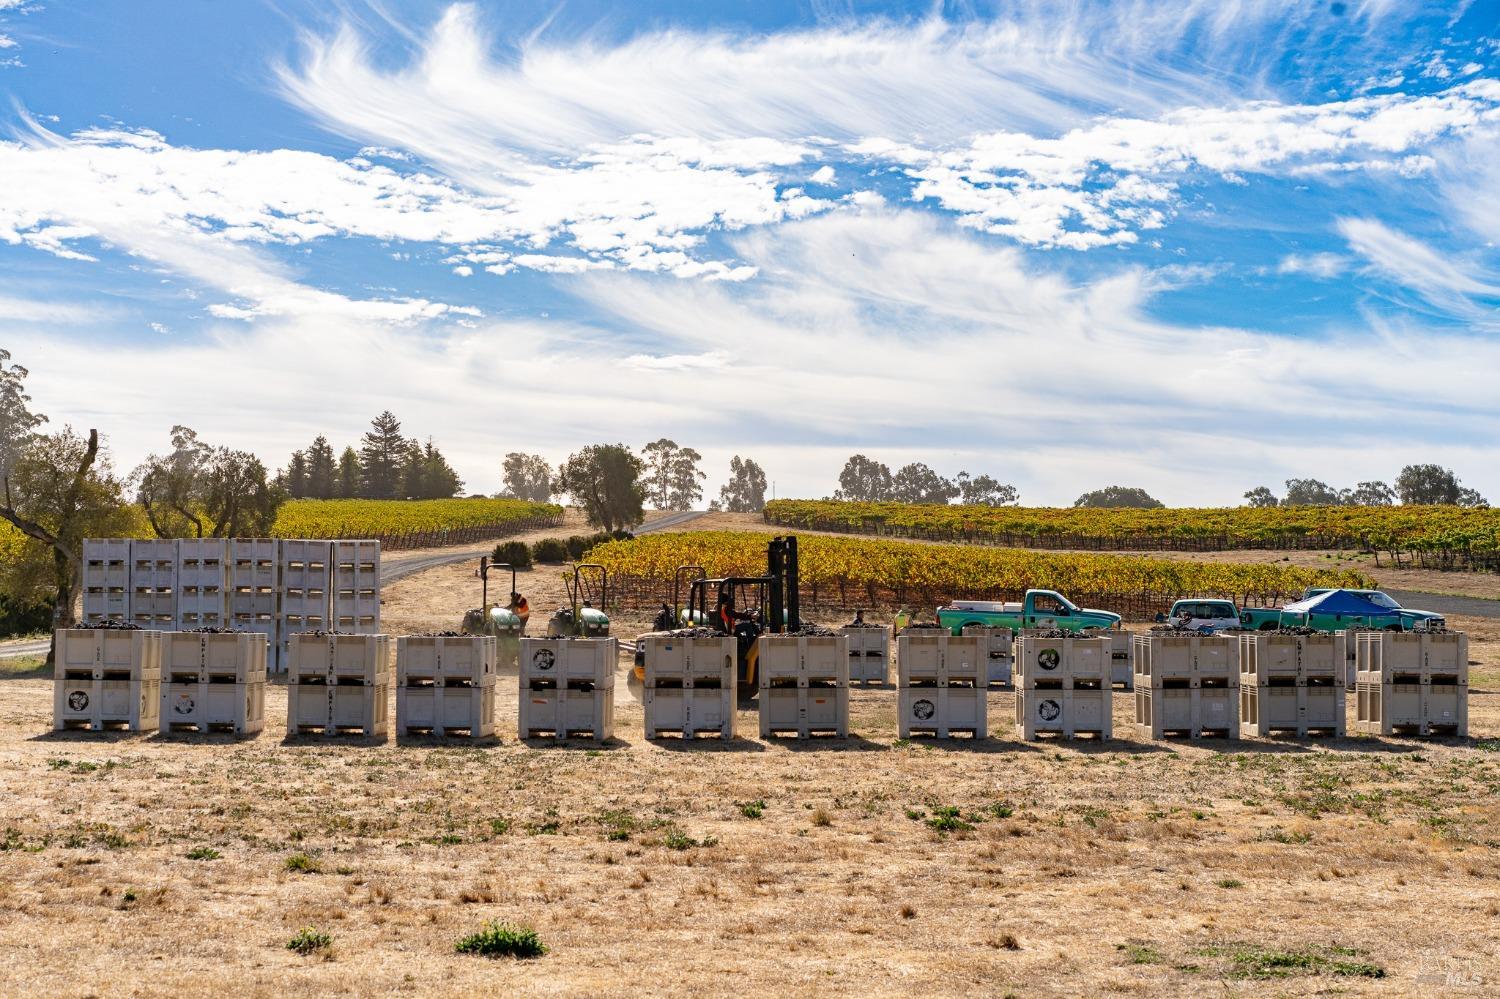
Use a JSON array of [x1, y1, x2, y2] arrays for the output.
[[937, 589, 1121, 635], [1239, 588, 1444, 632]]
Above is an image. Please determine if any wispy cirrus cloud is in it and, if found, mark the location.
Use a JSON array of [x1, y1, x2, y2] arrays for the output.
[[1340, 215, 1500, 319]]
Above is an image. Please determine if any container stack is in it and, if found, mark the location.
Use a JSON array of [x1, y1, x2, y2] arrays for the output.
[[229, 539, 281, 664], [129, 539, 178, 629], [896, 631, 985, 739], [396, 634, 496, 739], [286, 633, 392, 737], [81, 539, 131, 625], [280, 541, 332, 667], [518, 637, 616, 741], [1132, 632, 1238, 740], [1354, 631, 1467, 737], [759, 633, 849, 738], [52, 628, 162, 732], [961, 625, 1015, 687], [641, 633, 737, 740], [1014, 633, 1110, 740], [159, 631, 267, 735], [1238, 632, 1345, 738], [175, 539, 230, 631], [332, 540, 381, 634], [838, 623, 889, 685]]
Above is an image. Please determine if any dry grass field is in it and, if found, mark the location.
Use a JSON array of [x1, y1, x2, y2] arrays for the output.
[[3, 544, 1499, 996]]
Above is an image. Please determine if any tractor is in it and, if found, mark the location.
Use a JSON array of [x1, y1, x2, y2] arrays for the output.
[[459, 557, 528, 666], [546, 563, 611, 638]]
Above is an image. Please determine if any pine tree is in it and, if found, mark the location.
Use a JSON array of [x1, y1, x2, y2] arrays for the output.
[[284, 451, 309, 499], [306, 436, 336, 499], [337, 447, 361, 499], [359, 411, 406, 499]]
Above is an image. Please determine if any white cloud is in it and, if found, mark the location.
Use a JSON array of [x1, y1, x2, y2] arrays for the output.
[[1339, 216, 1500, 316], [809, 165, 836, 185], [0, 294, 102, 323], [20, 208, 1499, 503], [1277, 252, 1349, 278]]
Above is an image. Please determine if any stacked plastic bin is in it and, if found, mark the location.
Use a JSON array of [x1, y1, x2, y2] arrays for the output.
[[1238, 632, 1344, 738], [396, 634, 496, 739], [286, 633, 392, 737], [896, 631, 985, 739], [1015, 633, 1110, 740], [1354, 631, 1467, 737], [159, 630, 267, 735], [52, 628, 162, 732], [1132, 631, 1237, 740], [961, 625, 1015, 687], [517, 637, 616, 740], [641, 633, 737, 740], [759, 633, 849, 738]]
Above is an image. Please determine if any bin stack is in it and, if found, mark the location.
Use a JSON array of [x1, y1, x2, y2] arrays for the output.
[[396, 634, 496, 739], [1354, 631, 1467, 737], [1015, 633, 1110, 740], [176, 540, 230, 630], [838, 622, 889, 685], [279, 541, 332, 667], [1238, 632, 1345, 738], [759, 632, 849, 738], [129, 539, 178, 630], [961, 625, 1015, 687], [81, 540, 130, 625], [159, 630, 267, 735], [641, 632, 737, 740], [1132, 631, 1237, 740], [896, 630, 985, 739], [286, 633, 392, 737], [229, 539, 280, 657], [333, 541, 381, 634], [52, 627, 162, 732], [518, 637, 616, 741]]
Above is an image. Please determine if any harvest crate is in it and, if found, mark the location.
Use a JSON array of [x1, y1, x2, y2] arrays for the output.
[[520, 637, 617, 687], [642, 633, 736, 739], [898, 684, 984, 739], [1238, 632, 1341, 685], [396, 635, 496, 739], [1104, 629, 1134, 689], [961, 625, 1015, 687], [160, 632, 268, 684], [1016, 687, 1110, 741], [1015, 634, 1109, 689], [839, 625, 890, 685], [1134, 686, 1236, 740], [332, 540, 381, 633], [1353, 631, 1467, 736], [1238, 682, 1344, 738], [161, 681, 265, 735], [760, 685, 847, 738], [81, 539, 131, 625], [1133, 633, 1238, 687], [757, 634, 849, 685], [647, 687, 737, 740], [640, 633, 737, 685], [518, 686, 614, 741], [896, 632, 983, 685], [52, 628, 162, 732]]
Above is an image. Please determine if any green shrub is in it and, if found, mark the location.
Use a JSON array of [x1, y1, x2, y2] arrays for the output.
[[186, 846, 221, 861], [531, 538, 569, 563], [491, 541, 532, 570], [283, 852, 319, 874], [454, 921, 547, 959], [286, 927, 331, 955]]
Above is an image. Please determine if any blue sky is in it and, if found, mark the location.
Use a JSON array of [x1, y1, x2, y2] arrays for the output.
[[3, 0, 1498, 503]]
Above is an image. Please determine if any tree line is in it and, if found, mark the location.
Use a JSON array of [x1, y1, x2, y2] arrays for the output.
[[500, 441, 768, 533], [1244, 468, 1487, 508], [277, 410, 463, 501]]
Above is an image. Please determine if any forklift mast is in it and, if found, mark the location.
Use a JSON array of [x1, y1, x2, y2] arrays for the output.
[[767, 536, 800, 634]]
